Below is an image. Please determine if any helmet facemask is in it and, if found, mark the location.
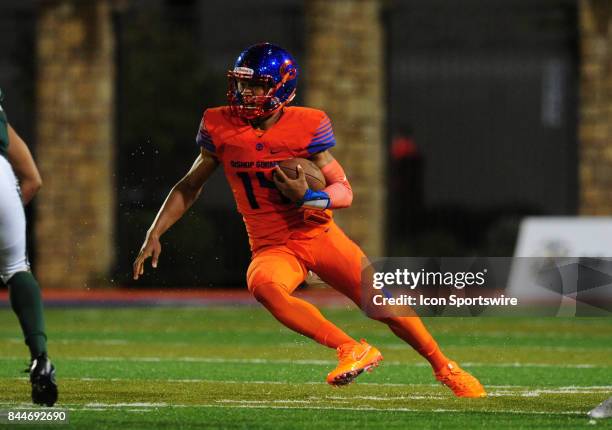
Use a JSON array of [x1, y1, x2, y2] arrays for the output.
[[227, 60, 297, 121], [227, 74, 275, 120]]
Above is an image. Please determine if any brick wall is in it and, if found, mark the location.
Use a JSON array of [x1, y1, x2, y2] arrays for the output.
[[304, 0, 385, 257], [579, 0, 612, 215], [35, 0, 115, 288]]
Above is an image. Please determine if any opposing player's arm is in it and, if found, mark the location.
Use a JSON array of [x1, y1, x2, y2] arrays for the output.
[[133, 148, 219, 280], [6, 125, 42, 204]]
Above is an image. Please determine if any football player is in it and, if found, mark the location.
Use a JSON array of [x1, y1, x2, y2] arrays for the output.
[[133, 43, 485, 397], [0, 89, 58, 406]]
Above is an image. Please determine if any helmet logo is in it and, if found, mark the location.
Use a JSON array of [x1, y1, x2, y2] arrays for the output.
[[279, 61, 297, 80], [233, 67, 254, 78]]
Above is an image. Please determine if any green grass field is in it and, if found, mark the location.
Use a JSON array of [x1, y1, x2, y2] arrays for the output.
[[0, 306, 611, 429]]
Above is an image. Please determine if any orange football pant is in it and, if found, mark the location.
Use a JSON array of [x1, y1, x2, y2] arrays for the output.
[[246, 221, 450, 371]]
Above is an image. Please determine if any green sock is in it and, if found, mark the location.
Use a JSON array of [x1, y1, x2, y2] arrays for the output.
[[7, 271, 48, 358]]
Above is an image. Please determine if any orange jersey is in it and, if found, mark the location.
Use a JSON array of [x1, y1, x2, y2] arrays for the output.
[[196, 106, 336, 252]]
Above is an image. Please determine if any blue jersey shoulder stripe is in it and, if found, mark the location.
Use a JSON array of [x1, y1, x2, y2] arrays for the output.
[[198, 128, 212, 139], [315, 123, 332, 134], [311, 130, 334, 144], [307, 138, 335, 154], [196, 131, 212, 144], [198, 134, 212, 144], [201, 141, 216, 153], [308, 114, 335, 153], [196, 128, 216, 152], [313, 123, 333, 137], [315, 117, 331, 129]]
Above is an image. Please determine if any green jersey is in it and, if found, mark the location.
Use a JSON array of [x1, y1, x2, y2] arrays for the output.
[[0, 89, 8, 158]]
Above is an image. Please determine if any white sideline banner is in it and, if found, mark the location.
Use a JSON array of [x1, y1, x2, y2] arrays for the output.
[[513, 217, 612, 258], [508, 217, 612, 306]]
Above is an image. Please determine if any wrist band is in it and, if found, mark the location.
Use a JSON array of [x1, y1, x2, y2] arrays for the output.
[[297, 189, 330, 210]]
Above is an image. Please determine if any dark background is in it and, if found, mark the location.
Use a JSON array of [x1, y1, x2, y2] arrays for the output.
[[0, 0, 579, 287]]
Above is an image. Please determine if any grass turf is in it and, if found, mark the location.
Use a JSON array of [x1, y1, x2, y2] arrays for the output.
[[0, 306, 611, 429]]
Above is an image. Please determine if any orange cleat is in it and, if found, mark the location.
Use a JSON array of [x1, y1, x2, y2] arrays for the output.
[[435, 361, 487, 398], [326, 339, 383, 386]]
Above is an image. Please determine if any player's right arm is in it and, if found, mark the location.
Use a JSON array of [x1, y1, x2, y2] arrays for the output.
[[133, 148, 219, 280], [6, 125, 42, 205]]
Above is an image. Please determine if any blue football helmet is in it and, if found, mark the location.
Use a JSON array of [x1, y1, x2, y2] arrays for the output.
[[227, 43, 298, 120]]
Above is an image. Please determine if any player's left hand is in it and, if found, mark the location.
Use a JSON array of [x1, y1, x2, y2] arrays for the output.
[[132, 234, 162, 280], [273, 164, 309, 202]]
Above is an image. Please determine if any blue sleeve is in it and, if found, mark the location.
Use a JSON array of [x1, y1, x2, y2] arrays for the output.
[[306, 114, 336, 154], [195, 117, 217, 153]]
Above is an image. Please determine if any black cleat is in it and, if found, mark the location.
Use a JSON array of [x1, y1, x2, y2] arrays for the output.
[[29, 354, 58, 407]]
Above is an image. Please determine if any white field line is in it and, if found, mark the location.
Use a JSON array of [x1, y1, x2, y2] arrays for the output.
[[461, 362, 603, 369], [3, 377, 612, 395], [0, 401, 589, 416], [0, 355, 609, 369], [217, 399, 314, 404], [380, 343, 612, 352], [5, 338, 612, 352], [5, 338, 612, 354], [324, 395, 446, 400], [0, 400, 589, 415], [5, 338, 129, 345], [89, 402, 169, 407]]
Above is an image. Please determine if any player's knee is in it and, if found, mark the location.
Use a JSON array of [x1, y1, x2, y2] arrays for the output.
[[1, 265, 30, 285], [250, 282, 290, 310], [0, 241, 30, 285]]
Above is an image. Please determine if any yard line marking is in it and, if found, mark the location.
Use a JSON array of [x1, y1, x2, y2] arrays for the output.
[[0, 356, 608, 369], [3, 377, 611, 393], [489, 387, 612, 397], [382, 344, 612, 352], [216, 399, 313, 404], [12, 339, 604, 352], [86, 402, 169, 407], [462, 362, 602, 369], [4, 338, 129, 345], [324, 395, 446, 400], [0, 356, 335, 365], [6, 402, 587, 416]]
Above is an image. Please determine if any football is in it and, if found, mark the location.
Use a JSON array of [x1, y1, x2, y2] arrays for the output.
[[277, 157, 326, 191]]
